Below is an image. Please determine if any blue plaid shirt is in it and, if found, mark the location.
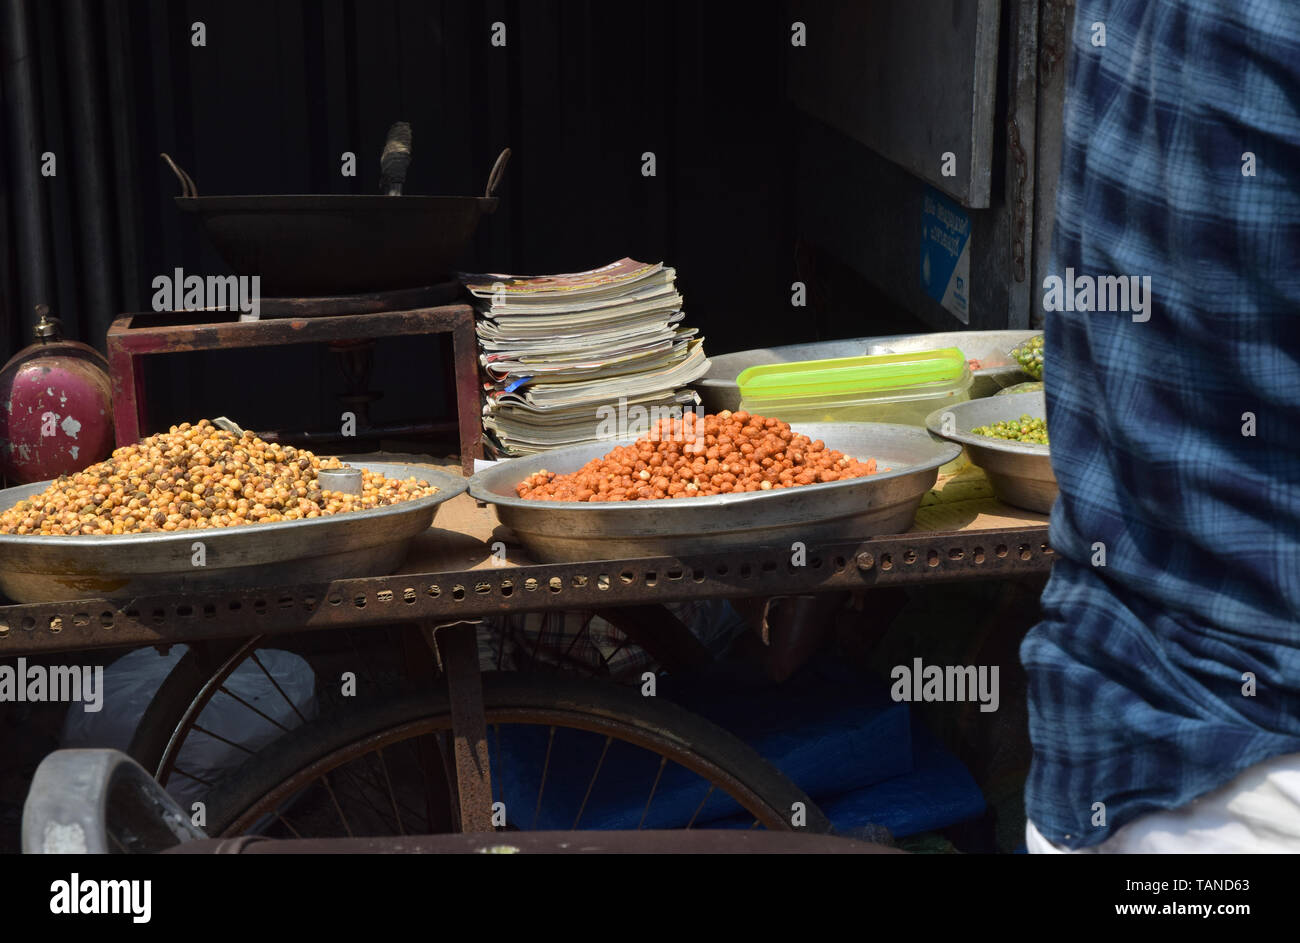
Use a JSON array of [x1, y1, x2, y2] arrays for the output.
[[1022, 0, 1300, 848]]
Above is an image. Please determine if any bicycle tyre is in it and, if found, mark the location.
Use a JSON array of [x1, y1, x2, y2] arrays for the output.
[[201, 672, 834, 835]]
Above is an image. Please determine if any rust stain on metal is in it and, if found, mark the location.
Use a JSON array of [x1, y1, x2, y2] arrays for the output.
[[54, 575, 131, 593]]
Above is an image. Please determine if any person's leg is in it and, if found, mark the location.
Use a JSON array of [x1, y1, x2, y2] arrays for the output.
[[1029, 752, 1300, 853], [1025, 819, 1089, 854]]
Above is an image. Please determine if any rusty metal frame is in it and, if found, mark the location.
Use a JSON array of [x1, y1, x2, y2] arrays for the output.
[[104, 300, 484, 476], [0, 525, 1050, 657], [430, 621, 494, 832], [0, 522, 1049, 834]]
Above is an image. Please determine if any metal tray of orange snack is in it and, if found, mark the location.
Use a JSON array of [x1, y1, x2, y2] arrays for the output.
[[468, 423, 960, 562]]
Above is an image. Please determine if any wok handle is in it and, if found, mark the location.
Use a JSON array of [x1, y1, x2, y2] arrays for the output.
[[484, 147, 511, 198], [160, 153, 199, 198], [380, 121, 413, 196]]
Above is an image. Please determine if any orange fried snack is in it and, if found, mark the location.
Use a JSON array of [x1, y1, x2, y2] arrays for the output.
[[516, 411, 877, 502]]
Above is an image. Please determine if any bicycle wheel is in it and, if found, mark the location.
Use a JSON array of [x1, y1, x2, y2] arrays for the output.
[[129, 607, 720, 798], [128, 626, 419, 793], [200, 673, 833, 836]]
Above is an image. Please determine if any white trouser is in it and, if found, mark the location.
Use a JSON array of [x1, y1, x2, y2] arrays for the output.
[[1027, 751, 1300, 853]]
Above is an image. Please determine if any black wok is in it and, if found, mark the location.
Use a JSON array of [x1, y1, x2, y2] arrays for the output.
[[163, 145, 510, 297]]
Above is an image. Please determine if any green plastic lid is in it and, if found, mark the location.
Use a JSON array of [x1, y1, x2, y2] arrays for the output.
[[737, 347, 969, 401]]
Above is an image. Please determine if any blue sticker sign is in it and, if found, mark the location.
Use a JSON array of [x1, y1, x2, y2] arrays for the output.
[[920, 186, 971, 323]]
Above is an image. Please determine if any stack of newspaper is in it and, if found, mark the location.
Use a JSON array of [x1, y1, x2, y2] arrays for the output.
[[461, 259, 709, 456]]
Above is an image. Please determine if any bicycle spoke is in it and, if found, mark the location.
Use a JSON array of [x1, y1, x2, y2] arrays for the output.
[[343, 747, 438, 833], [189, 722, 256, 755], [215, 684, 293, 732], [342, 628, 384, 694], [420, 731, 459, 831], [527, 613, 548, 666], [319, 772, 354, 837], [270, 810, 303, 839], [408, 737, 433, 831], [686, 784, 716, 829], [530, 726, 557, 830], [339, 751, 426, 829], [169, 764, 214, 785], [169, 766, 215, 787], [249, 651, 309, 724], [552, 613, 590, 674], [572, 735, 613, 829], [405, 734, 449, 833], [375, 747, 406, 835], [329, 759, 402, 833], [494, 622, 508, 671], [637, 756, 668, 830]]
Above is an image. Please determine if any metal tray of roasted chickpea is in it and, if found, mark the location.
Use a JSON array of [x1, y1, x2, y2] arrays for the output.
[[0, 462, 467, 603], [469, 423, 961, 562]]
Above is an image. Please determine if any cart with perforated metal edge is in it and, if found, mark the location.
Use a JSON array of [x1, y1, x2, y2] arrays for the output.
[[5, 426, 1050, 849]]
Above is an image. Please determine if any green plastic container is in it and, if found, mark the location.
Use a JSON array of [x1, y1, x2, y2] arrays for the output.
[[737, 347, 973, 427]]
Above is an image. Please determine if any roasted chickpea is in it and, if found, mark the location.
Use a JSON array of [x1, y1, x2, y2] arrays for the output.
[[0, 422, 440, 535]]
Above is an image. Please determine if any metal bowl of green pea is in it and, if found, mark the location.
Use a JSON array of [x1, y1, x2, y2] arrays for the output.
[[924, 392, 1057, 514]]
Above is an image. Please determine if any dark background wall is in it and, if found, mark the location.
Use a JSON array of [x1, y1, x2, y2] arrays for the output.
[[0, 0, 924, 444]]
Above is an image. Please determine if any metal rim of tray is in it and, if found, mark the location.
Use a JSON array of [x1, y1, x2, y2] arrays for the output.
[[0, 462, 467, 550], [924, 393, 1056, 514], [0, 463, 470, 603], [469, 423, 961, 562], [469, 422, 959, 513], [923, 391, 1050, 457]]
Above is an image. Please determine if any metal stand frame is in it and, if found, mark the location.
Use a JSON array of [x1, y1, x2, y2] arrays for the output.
[[1, 524, 1051, 832], [105, 298, 483, 476]]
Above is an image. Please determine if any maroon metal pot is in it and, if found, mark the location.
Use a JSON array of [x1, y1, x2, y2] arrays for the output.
[[0, 306, 114, 483]]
